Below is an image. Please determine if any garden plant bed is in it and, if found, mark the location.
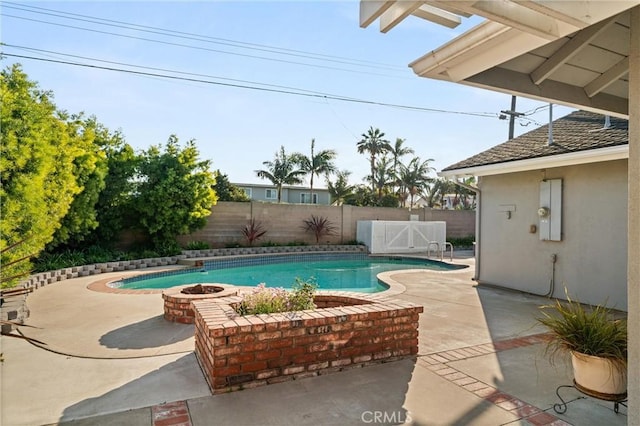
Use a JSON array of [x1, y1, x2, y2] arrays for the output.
[[192, 293, 423, 393], [162, 284, 238, 324]]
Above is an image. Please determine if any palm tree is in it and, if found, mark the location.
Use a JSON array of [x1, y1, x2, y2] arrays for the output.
[[293, 139, 337, 203], [389, 138, 414, 193], [452, 176, 477, 209], [426, 178, 456, 209], [367, 156, 395, 200], [326, 170, 354, 206], [357, 127, 391, 193], [398, 157, 435, 210], [255, 146, 306, 203]]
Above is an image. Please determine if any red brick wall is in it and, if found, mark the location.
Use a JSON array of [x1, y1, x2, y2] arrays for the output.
[[193, 294, 423, 393], [162, 284, 238, 324]]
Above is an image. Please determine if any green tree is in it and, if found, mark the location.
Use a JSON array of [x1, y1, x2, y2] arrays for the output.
[[48, 115, 110, 248], [389, 138, 414, 193], [357, 127, 391, 193], [344, 185, 377, 207], [425, 178, 456, 209], [398, 157, 435, 210], [366, 156, 395, 200], [0, 64, 85, 287], [293, 139, 337, 203], [133, 135, 217, 248], [214, 170, 250, 202], [452, 176, 477, 210], [90, 136, 139, 244], [255, 146, 305, 203], [326, 170, 354, 206]]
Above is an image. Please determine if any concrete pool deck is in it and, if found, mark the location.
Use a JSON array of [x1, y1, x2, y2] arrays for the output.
[[0, 251, 628, 425]]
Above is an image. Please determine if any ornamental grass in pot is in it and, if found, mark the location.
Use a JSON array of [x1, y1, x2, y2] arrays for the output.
[[537, 293, 627, 398]]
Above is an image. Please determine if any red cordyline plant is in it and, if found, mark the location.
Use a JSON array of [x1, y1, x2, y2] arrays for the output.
[[241, 219, 267, 246], [302, 215, 336, 244]]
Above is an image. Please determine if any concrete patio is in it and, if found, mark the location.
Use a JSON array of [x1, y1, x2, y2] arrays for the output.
[[0, 253, 628, 425]]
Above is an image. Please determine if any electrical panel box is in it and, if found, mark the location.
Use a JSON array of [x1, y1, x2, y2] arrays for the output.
[[539, 179, 562, 241]]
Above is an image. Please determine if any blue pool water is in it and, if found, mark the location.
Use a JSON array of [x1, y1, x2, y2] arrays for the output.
[[113, 254, 459, 293]]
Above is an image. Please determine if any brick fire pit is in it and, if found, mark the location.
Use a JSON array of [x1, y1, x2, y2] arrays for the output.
[[192, 293, 423, 393], [162, 284, 238, 324]]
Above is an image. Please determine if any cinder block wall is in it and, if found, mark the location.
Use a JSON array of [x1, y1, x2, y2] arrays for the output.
[[180, 202, 475, 247], [424, 209, 476, 239]]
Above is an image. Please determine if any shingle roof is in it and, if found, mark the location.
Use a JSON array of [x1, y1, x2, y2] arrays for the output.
[[441, 110, 628, 172]]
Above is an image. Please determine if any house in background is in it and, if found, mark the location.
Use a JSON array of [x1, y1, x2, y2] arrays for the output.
[[235, 183, 331, 205], [440, 110, 628, 310]]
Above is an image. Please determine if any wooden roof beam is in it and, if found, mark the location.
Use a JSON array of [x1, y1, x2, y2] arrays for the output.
[[513, 0, 639, 28], [412, 4, 461, 29], [584, 57, 630, 98], [426, 1, 473, 18], [531, 15, 620, 85], [380, 1, 424, 33], [360, 0, 396, 28], [468, 0, 564, 40]]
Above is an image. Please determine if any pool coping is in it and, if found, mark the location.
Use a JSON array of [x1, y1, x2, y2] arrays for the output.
[[86, 271, 407, 296], [86, 252, 471, 296]]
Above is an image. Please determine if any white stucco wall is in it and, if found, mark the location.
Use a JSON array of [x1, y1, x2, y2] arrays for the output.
[[478, 159, 628, 310]]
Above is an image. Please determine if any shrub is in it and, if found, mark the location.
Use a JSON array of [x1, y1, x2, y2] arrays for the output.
[[236, 278, 317, 316], [184, 241, 210, 250], [447, 235, 475, 248], [286, 241, 307, 246], [153, 240, 182, 256], [260, 241, 280, 247], [84, 245, 118, 263], [287, 278, 317, 311], [33, 251, 86, 273]]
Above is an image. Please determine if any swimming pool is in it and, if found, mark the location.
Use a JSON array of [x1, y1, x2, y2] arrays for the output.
[[112, 253, 461, 293]]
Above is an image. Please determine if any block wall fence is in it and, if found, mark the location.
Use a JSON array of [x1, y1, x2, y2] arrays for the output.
[[179, 202, 475, 247]]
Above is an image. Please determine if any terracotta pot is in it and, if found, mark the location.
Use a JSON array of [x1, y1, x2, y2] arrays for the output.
[[571, 351, 627, 397]]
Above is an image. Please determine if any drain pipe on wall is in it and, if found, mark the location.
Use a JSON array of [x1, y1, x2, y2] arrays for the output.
[[544, 253, 558, 297], [445, 176, 481, 281]]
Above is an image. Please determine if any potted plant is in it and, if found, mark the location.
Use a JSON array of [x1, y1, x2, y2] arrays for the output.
[[537, 293, 627, 398]]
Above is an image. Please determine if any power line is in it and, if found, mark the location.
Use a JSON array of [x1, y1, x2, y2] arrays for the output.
[[3, 14, 411, 80], [2, 52, 499, 118], [4, 44, 344, 98], [522, 104, 549, 116], [1, 6, 407, 78], [2, 1, 405, 71]]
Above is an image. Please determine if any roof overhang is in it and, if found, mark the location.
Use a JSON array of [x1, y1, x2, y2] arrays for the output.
[[438, 144, 629, 178], [360, 1, 637, 118]]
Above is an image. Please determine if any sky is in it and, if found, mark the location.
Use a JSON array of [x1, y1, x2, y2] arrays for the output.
[[1, 1, 575, 187]]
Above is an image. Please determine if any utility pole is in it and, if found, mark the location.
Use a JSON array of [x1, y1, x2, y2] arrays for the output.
[[500, 95, 524, 139]]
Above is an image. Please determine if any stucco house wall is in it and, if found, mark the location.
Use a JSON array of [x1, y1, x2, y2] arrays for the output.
[[478, 159, 628, 310]]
